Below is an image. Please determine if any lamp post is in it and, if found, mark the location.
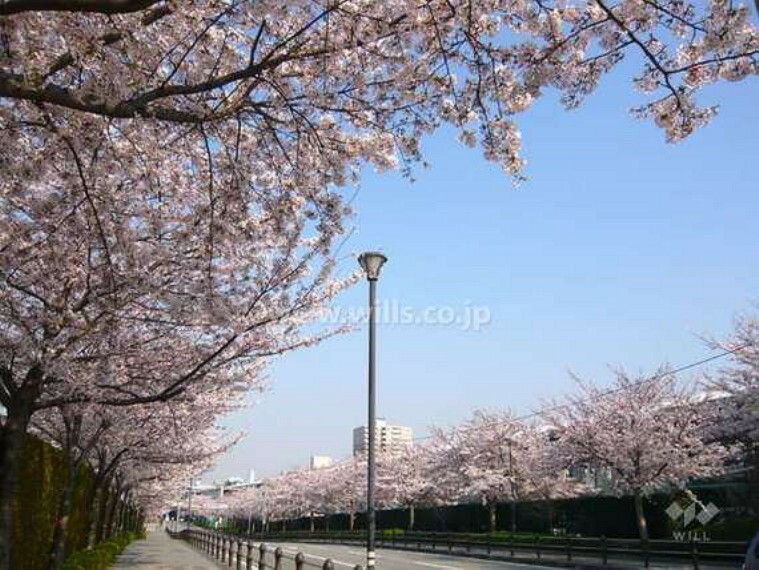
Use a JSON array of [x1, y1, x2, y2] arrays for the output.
[[187, 480, 193, 531], [508, 439, 517, 534], [358, 251, 387, 570]]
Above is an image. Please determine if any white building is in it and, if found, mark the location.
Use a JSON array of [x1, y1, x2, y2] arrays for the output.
[[194, 469, 258, 499], [352, 419, 413, 456], [310, 455, 334, 470]]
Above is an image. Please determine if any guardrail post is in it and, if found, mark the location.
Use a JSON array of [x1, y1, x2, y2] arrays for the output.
[[295, 552, 305, 570], [323, 559, 334, 570], [274, 547, 283, 570], [691, 539, 699, 570], [536, 534, 541, 561], [258, 543, 267, 570], [236, 540, 243, 570], [246, 541, 254, 570], [229, 538, 235, 568], [221, 536, 227, 563], [567, 536, 572, 561], [602, 535, 608, 565]]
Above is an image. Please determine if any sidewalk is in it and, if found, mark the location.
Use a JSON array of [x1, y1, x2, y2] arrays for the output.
[[113, 530, 220, 569]]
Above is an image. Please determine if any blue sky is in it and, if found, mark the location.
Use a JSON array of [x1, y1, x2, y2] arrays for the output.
[[209, 72, 758, 481]]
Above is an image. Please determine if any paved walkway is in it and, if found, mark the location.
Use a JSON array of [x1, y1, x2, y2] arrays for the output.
[[113, 530, 220, 569]]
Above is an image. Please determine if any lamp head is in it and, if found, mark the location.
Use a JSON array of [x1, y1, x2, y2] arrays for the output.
[[358, 251, 388, 281]]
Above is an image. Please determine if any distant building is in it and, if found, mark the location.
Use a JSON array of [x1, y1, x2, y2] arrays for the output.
[[310, 455, 334, 470], [194, 470, 259, 500], [353, 419, 413, 456]]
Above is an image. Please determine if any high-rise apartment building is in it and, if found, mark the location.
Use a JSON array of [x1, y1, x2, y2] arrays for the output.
[[352, 419, 412, 455]]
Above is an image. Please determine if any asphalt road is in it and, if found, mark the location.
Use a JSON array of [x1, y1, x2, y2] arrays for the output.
[[267, 542, 555, 570]]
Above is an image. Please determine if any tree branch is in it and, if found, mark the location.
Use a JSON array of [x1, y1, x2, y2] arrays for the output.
[[0, 0, 163, 16]]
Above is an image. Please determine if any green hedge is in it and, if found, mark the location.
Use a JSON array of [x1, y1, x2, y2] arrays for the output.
[[12, 435, 96, 568], [11, 435, 142, 569], [61, 532, 141, 570]]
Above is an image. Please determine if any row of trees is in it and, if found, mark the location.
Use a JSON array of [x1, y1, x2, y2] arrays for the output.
[[1, 0, 756, 568], [221, 314, 758, 541]]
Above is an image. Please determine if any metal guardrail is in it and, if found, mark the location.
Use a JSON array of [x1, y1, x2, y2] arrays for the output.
[[253, 530, 749, 569], [167, 528, 364, 570]]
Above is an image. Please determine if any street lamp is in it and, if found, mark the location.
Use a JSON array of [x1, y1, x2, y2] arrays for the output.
[[358, 251, 387, 570], [187, 480, 193, 531]]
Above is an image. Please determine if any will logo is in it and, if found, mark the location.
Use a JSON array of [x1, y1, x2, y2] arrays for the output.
[[666, 500, 720, 528]]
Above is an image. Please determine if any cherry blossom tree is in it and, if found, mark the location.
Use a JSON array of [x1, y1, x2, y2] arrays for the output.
[[704, 312, 759, 516], [706, 312, 759, 446], [544, 367, 734, 541], [381, 444, 436, 530], [2, 0, 757, 185], [28, 385, 237, 567], [329, 457, 366, 531], [0, 111, 355, 564], [517, 424, 586, 531], [429, 410, 524, 533], [316, 458, 365, 531]]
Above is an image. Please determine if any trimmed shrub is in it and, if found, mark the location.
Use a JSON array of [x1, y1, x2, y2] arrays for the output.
[[61, 532, 140, 570]]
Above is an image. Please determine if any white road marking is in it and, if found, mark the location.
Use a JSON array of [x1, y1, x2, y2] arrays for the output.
[[412, 562, 464, 570], [277, 542, 555, 570], [274, 544, 364, 568], [348, 549, 382, 558]]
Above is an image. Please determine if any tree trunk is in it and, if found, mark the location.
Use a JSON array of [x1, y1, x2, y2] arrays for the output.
[[0, 392, 36, 570], [634, 490, 649, 541], [90, 481, 110, 547], [309, 513, 315, 533], [115, 497, 125, 536], [49, 456, 79, 570], [325, 516, 330, 532], [408, 504, 415, 531], [118, 491, 132, 535], [488, 500, 497, 533], [349, 511, 355, 532], [546, 500, 554, 533], [104, 483, 122, 539]]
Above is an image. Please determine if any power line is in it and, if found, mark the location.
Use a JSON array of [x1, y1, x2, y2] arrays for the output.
[[411, 342, 751, 442]]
